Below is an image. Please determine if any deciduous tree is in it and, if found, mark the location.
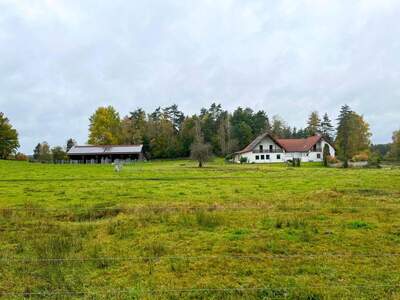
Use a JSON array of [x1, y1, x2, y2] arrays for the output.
[[146, 112, 178, 158], [178, 117, 196, 157], [270, 115, 288, 138], [52, 146, 67, 162], [34, 142, 52, 162], [217, 114, 237, 156], [190, 120, 212, 167], [88, 106, 122, 145], [387, 130, 400, 161], [0, 112, 19, 159], [335, 105, 371, 167]]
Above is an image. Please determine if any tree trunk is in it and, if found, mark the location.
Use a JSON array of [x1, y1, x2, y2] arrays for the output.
[[343, 160, 349, 168], [198, 160, 203, 168]]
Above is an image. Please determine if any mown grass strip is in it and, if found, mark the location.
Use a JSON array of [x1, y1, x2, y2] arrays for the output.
[[2, 253, 400, 263]]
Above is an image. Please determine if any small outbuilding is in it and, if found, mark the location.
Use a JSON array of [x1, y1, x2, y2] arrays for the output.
[[67, 145, 144, 163]]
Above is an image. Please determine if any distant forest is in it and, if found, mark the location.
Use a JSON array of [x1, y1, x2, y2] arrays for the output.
[[85, 103, 337, 159], [1, 103, 398, 163], [79, 103, 396, 163]]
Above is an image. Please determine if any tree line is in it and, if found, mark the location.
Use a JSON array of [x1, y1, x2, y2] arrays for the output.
[[86, 103, 339, 159], [31, 139, 77, 163], [1, 105, 399, 165]]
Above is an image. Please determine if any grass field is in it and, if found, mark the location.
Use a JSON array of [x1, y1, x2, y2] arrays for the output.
[[0, 159, 400, 299]]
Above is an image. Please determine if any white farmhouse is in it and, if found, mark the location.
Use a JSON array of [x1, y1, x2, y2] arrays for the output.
[[233, 133, 335, 163]]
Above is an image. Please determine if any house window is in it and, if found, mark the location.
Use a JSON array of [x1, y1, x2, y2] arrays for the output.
[[259, 145, 263, 152], [260, 155, 265, 160], [266, 155, 270, 159], [277, 154, 281, 159], [269, 145, 273, 151], [255, 155, 259, 160], [317, 153, 321, 159]]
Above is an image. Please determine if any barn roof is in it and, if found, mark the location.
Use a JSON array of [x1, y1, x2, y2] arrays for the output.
[[67, 145, 143, 155]]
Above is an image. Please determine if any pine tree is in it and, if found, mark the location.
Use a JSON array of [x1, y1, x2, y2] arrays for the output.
[[306, 111, 321, 136], [121, 108, 147, 144], [66, 138, 77, 152], [335, 105, 352, 168], [33, 143, 41, 160], [323, 143, 331, 167], [320, 113, 334, 142], [235, 122, 253, 148], [163, 104, 185, 132]]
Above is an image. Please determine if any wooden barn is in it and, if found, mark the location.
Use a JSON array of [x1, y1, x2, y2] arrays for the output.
[[67, 145, 144, 163]]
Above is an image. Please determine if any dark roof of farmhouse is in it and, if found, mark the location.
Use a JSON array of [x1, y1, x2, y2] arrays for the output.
[[67, 145, 143, 155], [236, 133, 328, 154]]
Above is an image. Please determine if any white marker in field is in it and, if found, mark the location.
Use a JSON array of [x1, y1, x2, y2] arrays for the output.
[[113, 161, 122, 172]]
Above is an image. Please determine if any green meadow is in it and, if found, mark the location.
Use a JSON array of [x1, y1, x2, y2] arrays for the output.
[[0, 159, 400, 299]]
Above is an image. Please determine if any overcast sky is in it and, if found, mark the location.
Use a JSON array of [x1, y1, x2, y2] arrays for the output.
[[1, 0, 400, 153]]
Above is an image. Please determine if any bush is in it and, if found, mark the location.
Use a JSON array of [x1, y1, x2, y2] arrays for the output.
[[326, 155, 339, 164], [15, 152, 28, 161], [224, 153, 234, 162], [240, 156, 248, 164], [351, 151, 369, 162], [368, 152, 381, 167]]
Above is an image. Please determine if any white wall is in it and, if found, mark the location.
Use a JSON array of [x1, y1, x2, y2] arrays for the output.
[[284, 139, 336, 163], [234, 136, 284, 163], [254, 136, 284, 152], [237, 151, 284, 163], [321, 139, 336, 157]]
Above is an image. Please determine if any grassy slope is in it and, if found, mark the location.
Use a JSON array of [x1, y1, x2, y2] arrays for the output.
[[0, 159, 399, 299]]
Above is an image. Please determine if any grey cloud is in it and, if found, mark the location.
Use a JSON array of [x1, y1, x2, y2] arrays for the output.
[[0, 0, 399, 153]]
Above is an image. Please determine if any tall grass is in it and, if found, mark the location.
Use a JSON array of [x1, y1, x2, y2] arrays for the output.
[[1, 160, 400, 299]]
